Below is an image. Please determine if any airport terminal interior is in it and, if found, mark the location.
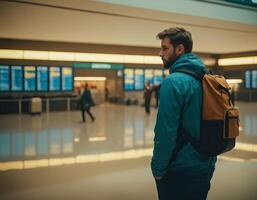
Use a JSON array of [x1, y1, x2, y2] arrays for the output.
[[0, 0, 257, 199]]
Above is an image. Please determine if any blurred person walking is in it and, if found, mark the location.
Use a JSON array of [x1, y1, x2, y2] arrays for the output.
[[144, 80, 152, 114], [80, 83, 95, 122]]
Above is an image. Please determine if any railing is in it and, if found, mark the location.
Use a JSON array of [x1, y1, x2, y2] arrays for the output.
[[0, 97, 81, 114]]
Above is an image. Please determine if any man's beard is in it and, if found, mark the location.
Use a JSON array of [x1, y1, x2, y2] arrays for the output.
[[163, 52, 178, 69]]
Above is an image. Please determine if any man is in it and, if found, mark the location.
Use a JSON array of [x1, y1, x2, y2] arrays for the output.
[[151, 27, 217, 200], [153, 84, 160, 108], [144, 80, 152, 114], [80, 83, 95, 122]]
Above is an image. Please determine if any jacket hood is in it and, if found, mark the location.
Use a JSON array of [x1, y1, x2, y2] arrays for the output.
[[170, 53, 205, 74]]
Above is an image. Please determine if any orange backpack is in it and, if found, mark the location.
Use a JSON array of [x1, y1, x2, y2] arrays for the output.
[[173, 67, 240, 157]]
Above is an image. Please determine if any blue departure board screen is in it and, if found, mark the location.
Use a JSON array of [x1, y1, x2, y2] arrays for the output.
[[124, 68, 134, 90], [252, 70, 257, 88], [11, 66, 23, 91], [245, 70, 251, 88], [145, 69, 154, 86], [37, 66, 48, 91], [0, 65, 10, 91], [50, 67, 61, 91], [62, 67, 73, 91], [134, 69, 144, 90], [24, 66, 36, 91], [153, 69, 163, 85]]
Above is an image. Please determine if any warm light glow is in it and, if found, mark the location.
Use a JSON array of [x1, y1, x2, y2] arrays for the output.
[[1, 144, 257, 171], [1, 49, 256, 67], [218, 56, 257, 66], [88, 53, 124, 63], [75, 53, 89, 62], [76, 155, 100, 163], [0, 49, 164, 64], [49, 51, 75, 61], [202, 57, 216, 66], [219, 156, 245, 162], [0, 148, 153, 171], [144, 56, 162, 64], [235, 142, 257, 152], [0, 49, 23, 59], [99, 152, 123, 162], [124, 55, 144, 63], [0, 161, 23, 170], [226, 79, 243, 84], [74, 76, 106, 81], [24, 50, 49, 60], [24, 160, 45, 169], [89, 137, 107, 142]]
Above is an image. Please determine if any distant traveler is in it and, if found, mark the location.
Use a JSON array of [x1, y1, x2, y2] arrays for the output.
[[153, 84, 160, 108], [105, 85, 109, 102], [151, 27, 217, 200], [144, 81, 152, 114], [80, 83, 95, 122]]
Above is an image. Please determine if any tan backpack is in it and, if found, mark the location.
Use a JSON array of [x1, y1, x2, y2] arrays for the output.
[[173, 67, 240, 157]]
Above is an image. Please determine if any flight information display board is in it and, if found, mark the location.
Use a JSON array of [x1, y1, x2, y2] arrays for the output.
[[153, 69, 163, 85], [49, 67, 61, 91], [124, 68, 134, 90], [134, 69, 144, 90], [62, 67, 73, 91], [145, 69, 154, 86], [37, 66, 48, 91], [245, 70, 251, 88], [11, 66, 23, 91], [24, 66, 36, 91], [0, 65, 10, 91], [252, 70, 257, 88]]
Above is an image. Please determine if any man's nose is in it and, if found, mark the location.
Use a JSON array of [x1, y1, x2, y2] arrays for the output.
[[159, 50, 163, 57]]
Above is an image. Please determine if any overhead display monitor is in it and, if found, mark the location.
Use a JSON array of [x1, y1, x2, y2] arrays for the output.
[[134, 69, 144, 90], [37, 66, 48, 91], [252, 70, 257, 88], [145, 69, 154, 86], [49, 67, 61, 91], [11, 66, 23, 91], [154, 69, 163, 85], [124, 68, 134, 90], [24, 66, 36, 91], [0, 65, 10, 91], [62, 67, 73, 91], [245, 70, 251, 88]]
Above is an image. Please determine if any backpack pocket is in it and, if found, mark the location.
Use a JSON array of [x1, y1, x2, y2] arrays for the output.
[[224, 108, 239, 138]]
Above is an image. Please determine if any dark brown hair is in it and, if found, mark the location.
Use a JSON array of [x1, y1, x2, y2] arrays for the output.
[[157, 27, 193, 53]]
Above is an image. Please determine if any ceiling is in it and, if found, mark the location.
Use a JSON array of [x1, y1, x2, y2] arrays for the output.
[[0, 0, 257, 54]]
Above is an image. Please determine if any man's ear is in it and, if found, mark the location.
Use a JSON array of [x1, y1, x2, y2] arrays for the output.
[[175, 44, 185, 56]]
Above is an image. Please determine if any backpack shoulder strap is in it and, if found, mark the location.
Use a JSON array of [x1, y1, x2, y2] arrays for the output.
[[173, 67, 205, 82], [165, 67, 207, 171]]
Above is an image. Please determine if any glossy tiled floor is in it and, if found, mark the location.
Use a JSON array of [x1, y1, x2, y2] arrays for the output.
[[0, 102, 256, 200]]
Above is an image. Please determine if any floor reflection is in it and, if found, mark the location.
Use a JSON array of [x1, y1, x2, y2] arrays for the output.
[[0, 102, 256, 171]]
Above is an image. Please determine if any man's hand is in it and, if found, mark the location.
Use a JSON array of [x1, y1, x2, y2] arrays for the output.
[[155, 176, 163, 180]]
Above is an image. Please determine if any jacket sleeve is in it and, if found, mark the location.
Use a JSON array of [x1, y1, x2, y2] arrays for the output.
[[151, 77, 184, 177]]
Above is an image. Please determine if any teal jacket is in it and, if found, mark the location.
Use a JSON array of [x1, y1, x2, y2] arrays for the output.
[[151, 53, 217, 177]]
